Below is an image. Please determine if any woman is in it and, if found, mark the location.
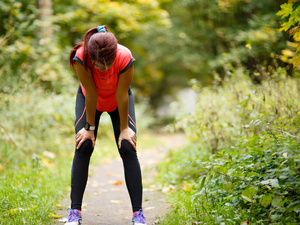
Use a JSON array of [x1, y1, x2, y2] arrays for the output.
[[66, 25, 146, 225]]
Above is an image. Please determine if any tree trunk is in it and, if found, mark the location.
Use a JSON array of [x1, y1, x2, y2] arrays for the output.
[[38, 0, 53, 37]]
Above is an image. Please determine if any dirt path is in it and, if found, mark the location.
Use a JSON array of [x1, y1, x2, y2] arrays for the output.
[[56, 133, 186, 225]]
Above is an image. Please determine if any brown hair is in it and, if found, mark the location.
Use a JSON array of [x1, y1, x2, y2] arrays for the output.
[[69, 25, 118, 71]]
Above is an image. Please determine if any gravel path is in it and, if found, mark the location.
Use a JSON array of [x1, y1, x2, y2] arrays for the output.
[[56, 133, 186, 225]]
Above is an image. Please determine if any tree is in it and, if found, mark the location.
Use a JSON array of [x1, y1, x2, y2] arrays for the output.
[[38, 0, 53, 37], [277, 0, 300, 67], [130, 0, 289, 109]]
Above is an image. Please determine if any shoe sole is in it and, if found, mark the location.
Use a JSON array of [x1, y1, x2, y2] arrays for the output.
[[65, 218, 82, 225]]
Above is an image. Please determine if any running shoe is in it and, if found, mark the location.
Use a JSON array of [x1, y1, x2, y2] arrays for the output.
[[132, 209, 146, 225], [65, 208, 82, 225]]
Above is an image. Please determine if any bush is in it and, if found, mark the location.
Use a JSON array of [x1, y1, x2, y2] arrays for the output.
[[158, 68, 300, 224]]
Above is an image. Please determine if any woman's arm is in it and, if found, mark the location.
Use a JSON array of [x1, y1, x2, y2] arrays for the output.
[[74, 61, 98, 149], [116, 64, 137, 149]]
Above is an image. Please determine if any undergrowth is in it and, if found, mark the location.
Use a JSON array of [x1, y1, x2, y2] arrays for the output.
[[0, 87, 76, 224], [158, 68, 300, 224]]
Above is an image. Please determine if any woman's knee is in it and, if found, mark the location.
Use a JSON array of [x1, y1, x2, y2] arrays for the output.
[[119, 140, 137, 159], [75, 139, 94, 158]]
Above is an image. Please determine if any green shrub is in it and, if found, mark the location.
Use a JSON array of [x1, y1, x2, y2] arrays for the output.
[[159, 68, 300, 224]]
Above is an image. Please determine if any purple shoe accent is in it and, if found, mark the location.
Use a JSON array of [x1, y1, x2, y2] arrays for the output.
[[132, 209, 146, 225], [66, 208, 82, 224]]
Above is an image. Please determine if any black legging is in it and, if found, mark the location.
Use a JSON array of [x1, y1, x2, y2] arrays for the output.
[[70, 85, 143, 212]]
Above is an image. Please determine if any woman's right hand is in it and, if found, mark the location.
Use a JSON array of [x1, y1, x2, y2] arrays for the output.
[[75, 128, 95, 149]]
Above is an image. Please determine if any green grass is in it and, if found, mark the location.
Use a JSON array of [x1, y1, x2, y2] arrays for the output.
[[0, 146, 70, 224], [0, 88, 75, 224]]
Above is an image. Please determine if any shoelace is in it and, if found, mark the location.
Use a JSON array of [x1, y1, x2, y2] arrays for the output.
[[68, 209, 80, 222]]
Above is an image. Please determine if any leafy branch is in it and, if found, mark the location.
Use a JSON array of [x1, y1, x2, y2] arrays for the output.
[[277, 1, 300, 67]]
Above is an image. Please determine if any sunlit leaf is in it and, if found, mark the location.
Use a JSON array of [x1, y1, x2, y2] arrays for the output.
[[241, 186, 256, 203], [241, 195, 254, 203], [261, 179, 280, 188], [224, 182, 233, 193], [259, 193, 273, 208]]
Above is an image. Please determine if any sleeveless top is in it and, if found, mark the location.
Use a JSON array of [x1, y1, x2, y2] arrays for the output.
[[73, 44, 135, 112]]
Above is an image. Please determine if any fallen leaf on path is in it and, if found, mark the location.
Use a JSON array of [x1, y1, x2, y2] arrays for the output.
[[113, 180, 123, 185], [144, 207, 155, 210], [107, 173, 114, 177], [55, 203, 63, 210], [110, 200, 124, 203], [162, 185, 175, 193], [49, 213, 62, 219]]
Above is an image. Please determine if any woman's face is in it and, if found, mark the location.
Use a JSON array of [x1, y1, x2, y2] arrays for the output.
[[92, 61, 113, 72]]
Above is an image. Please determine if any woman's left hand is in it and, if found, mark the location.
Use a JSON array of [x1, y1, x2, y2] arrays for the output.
[[118, 127, 137, 150]]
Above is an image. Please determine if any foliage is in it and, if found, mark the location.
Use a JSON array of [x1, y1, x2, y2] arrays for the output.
[[0, 0, 75, 93], [158, 69, 300, 224], [0, 86, 76, 224], [0, 0, 293, 110], [277, 0, 300, 67], [131, 0, 291, 109]]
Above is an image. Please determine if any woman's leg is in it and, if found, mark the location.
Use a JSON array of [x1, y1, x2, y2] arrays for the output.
[[108, 90, 143, 212], [70, 85, 102, 210]]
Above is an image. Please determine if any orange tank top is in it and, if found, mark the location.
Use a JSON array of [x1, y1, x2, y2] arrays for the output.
[[74, 44, 135, 112]]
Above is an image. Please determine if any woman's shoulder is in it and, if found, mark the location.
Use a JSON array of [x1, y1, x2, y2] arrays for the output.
[[115, 44, 135, 72], [117, 44, 133, 57], [75, 46, 85, 58]]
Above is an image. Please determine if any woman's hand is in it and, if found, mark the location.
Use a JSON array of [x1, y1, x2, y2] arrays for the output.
[[75, 128, 95, 149], [118, 127, 137, 150]]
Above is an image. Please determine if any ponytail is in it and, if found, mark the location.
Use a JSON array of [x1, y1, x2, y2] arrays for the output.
[[69, 25, 117, 72], [82, 27, 100, 71]]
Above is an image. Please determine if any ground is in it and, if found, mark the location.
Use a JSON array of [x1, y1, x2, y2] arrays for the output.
[[56, 132, 186, 225]]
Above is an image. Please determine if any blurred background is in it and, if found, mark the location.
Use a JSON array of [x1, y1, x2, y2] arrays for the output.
[[1, 0, 300, 224], [0, 0, 295, 116]]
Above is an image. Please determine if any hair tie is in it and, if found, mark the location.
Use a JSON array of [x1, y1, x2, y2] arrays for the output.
[[97, 26, 107, 33]]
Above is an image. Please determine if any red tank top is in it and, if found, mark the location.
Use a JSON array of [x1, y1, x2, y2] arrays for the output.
[[74, 44, 135, 112]]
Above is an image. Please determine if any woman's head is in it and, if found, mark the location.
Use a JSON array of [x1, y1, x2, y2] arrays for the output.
[[70, 25, 118, 71]]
